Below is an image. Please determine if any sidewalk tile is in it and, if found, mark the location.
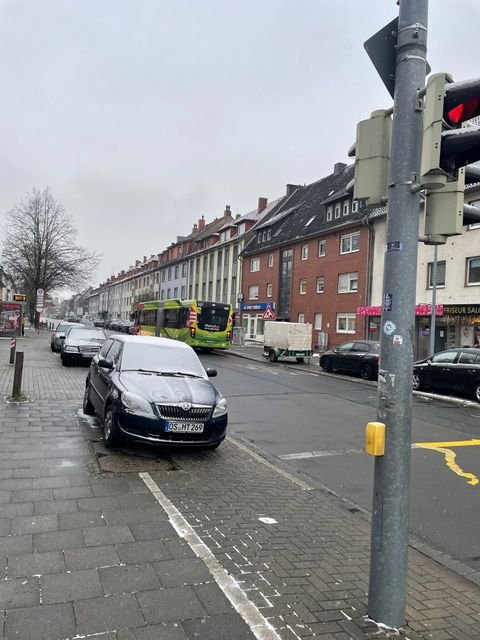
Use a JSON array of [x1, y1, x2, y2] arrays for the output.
[[7, 550, 66, 578], [99, 563, 161, 594], [64, 544, 120, 571], [41, 568, 103, 603], [84, 525, 135, 546], [0, 576, 39, 608], [75, 593, 145, 635], [136, 586, 206, 623], [4, 602, 76, 640]]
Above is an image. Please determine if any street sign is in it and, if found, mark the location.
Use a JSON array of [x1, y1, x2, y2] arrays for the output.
[[13, 294, 26, 302], [35, 288, 45, 312], [261, 305, 276, 320]]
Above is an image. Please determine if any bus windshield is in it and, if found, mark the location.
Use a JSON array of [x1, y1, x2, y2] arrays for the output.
[[197, 303, 230, 332]]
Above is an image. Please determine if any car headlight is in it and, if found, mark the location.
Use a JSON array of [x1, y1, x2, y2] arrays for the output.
[[121, 391, 154, 417], [64, 346, 78, 352], [212, 397, 227, 418]]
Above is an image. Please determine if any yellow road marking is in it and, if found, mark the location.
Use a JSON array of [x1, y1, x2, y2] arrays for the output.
[[413, 439, 480, 486]]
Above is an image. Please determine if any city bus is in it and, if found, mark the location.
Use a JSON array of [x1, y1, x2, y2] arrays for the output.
[[134, 299, 233, 350]]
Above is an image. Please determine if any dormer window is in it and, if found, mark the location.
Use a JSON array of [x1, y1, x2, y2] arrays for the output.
[[238, 222, 246, 235], [343, 200, 350, 216], [334, 203, 341, 219], [326, 205, 333, 221]]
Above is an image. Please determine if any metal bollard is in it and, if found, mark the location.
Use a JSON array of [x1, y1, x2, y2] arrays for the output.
[[12, 351, 24, 398], [9, 338, 16, 365]]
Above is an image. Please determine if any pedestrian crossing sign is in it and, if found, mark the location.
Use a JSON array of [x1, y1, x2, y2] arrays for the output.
[[262, 305, 276, 320]]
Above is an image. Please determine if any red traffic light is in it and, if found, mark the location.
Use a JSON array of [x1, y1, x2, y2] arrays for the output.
[[444, 78, 480, 127]]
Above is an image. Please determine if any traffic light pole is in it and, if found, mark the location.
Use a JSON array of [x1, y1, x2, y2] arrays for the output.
[[368, 0, 428, 628]]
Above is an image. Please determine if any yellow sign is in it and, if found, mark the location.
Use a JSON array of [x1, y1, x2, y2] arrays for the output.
[[13, 294, 26, 302]]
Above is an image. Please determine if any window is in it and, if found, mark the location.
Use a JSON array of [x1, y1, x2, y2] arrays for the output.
[[299, 279, 307, 295], [301, 244, 309, 260], [459, 351, 479, 365], [318, 240, 326, 257], [343, 200, 350, 216], [314, 313, 323, 330], [248, 285, 259, 300], [238, 222, 246, 235], [181, 285, 186, 298], [352, 200, 359, 213], [182, 263, 187, 277], [340, 232, 360, 254], [267, 283, 273, 297], [326, 205, 333, 221], [427, 261, 446, 288], [268, 254, 273, 267], [336, 313, 356, 334], [267, 229, 271, 240], [468, 200, 480, 229], [467, 257, 480, 285], [167, 288, 171, 298], [432, 351, 457, 364], [334, 203, 341, 219], [250, 257, 260, 272], [167, 268, 172, 281], [338, 272, 358, 293], [298, 313, 305, 323], [173, 287, 178, 297], [316, 276, 325, 293], [174, 265, 179, 278]]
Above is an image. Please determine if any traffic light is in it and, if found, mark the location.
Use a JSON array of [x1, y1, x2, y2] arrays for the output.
[[421, 72, 480, 242], [348, 109, 392, 205]]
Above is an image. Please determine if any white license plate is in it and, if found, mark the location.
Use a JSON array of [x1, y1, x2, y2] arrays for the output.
[[165, 422, 204, 433]]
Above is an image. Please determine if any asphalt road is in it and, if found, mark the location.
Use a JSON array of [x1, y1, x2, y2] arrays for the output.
[[200, 350, 480, 573]]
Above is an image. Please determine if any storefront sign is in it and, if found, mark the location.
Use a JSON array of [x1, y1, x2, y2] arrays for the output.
[[357, 304, 444, 317], [241, 302, 276, 312], [443, 304, 480, 316], [0, 302, 22, 338]]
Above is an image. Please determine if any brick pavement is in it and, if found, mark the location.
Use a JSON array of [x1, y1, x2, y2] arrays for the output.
[[0, 333, 479, 639]]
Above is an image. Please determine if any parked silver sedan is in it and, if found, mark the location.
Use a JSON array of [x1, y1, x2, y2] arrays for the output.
[[50, 321, 78, 352]]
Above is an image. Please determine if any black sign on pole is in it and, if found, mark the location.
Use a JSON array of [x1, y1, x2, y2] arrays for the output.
[[364, 17, 431, 99]]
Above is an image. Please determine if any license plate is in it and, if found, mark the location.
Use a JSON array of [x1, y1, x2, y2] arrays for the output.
[[165, 422, 204, 433]]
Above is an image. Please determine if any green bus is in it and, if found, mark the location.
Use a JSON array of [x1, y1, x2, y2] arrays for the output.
[[134, 299, 233, 350]]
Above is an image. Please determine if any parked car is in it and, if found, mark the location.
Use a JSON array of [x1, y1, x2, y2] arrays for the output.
[[413, 347, 480, 401], [319, 340, 380, 380], [60, 327, 108, 366], [94, 319, 106, 328], [83, 335, 228, 449], [50, 321, 78, 352]]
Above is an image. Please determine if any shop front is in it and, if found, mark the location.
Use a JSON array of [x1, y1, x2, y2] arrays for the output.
[[357, 304, 444, 360], [240, 302, 276, 343]]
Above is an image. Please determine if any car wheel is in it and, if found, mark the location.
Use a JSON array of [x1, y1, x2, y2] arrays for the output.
[[103, 406, 121, 448], [296, 357, 305, 363], [320, 358, 331, 372], [473, 383, 480, 403], [268, 349, 277, 363], [412, 372, 423, 391], [61, 355, 69, 366], [83, 383, 95, 416], [360, 363, 373, 380]]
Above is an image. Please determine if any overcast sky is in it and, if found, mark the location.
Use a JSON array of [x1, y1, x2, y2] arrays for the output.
[[1, 0, 478, 288]]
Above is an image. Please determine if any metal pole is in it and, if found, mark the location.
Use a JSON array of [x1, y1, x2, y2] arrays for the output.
[[368, 0, 428, 627], [429, 244, 438, 356]]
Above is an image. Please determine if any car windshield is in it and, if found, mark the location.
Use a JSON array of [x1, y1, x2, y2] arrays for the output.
[[57, 323, 73, 332], [67, 329, 106, 341], [120, 342, 207, 378]]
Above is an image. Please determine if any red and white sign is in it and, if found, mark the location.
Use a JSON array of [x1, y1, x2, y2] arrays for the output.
[[261, 305, 276, 321], [35, 288, 45, 312]]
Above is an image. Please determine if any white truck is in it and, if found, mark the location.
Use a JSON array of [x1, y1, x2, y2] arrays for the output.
[[263, 321, 313, 363]]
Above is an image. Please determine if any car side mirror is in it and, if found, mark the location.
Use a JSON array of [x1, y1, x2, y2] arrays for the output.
[[98, 358, 114, 370], [206, 368, 217, 378]]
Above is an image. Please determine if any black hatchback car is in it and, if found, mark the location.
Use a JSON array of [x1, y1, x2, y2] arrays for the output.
[[83, 335, 228, 449], [319, 340, 380, 380], [413, 347, 480, 401]]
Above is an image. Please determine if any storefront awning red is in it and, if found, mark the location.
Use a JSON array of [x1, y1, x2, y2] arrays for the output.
[[357, 304, 444, 317]]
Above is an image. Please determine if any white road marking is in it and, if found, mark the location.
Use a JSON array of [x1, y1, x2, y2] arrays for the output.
[[140, 472, 282, 640], [279, 448, 363, 460]]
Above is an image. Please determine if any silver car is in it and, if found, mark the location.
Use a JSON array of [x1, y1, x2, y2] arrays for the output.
[[51, 321, 78, 352]]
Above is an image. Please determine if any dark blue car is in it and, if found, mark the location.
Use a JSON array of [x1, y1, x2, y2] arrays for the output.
[[83, 335, 228, 449]]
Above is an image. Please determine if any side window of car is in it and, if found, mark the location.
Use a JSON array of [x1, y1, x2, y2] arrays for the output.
[[458, 351, 477, 365], [99, 339, 114, 358], [432, 351, 457, 364], [107, 341, 122, 366], [338, 342, 354, 352], [352, 342, 368, 352]]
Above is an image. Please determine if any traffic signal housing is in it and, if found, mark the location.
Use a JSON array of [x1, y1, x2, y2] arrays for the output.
[[349, 109, 392, 205], [421, 72, 480, 242]]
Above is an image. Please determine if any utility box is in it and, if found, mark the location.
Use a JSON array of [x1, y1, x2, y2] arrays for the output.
[[354, 109, 392, 205], [365, 421, 386, 456]]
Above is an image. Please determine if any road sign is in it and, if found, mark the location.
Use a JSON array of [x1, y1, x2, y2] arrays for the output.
[[13, 294, 26, 302], [261, 305, 276, 320], [35, 288, 45, 312]]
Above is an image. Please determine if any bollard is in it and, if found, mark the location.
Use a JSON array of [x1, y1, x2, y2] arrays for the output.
[[12, 351, 24, 398], [9, 338, 16, 365]]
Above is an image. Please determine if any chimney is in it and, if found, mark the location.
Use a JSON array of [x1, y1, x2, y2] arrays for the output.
[[334, 162, 346, 174], [143, 256, 147, 263], [198, 215, 205, 230], [224, 205, 231, 217], [235, 213, 241, 220], [257, 197, 268, 214], [135, 260, 140, 267], [286, 184, 300, 196], [192, 223, 198, 232]]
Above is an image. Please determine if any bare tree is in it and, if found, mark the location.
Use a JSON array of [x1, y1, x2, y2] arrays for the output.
[[1, 187, 100, 319]]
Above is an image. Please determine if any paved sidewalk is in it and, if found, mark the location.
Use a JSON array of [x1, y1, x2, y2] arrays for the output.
[[0, 334, 480, 639]]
